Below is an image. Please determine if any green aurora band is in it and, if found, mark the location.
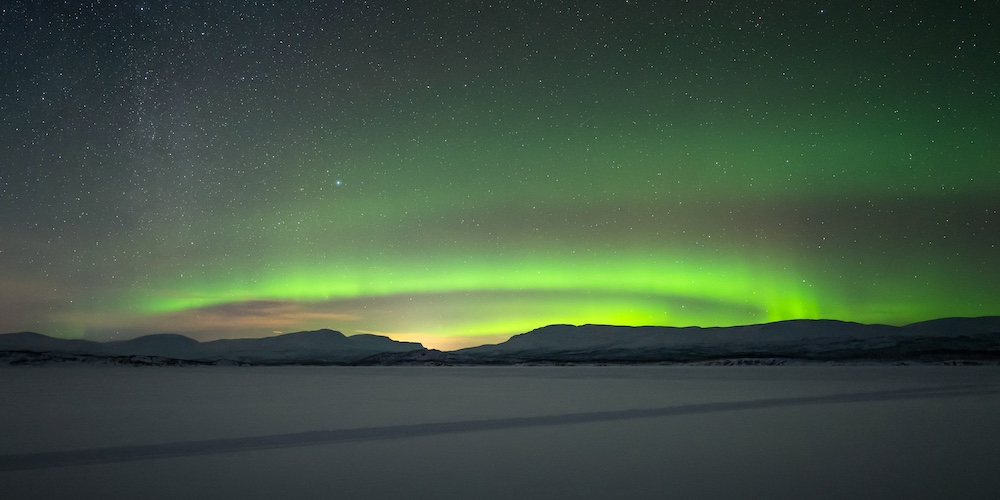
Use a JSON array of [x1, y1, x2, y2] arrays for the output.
[[1, 1, 997, 348]]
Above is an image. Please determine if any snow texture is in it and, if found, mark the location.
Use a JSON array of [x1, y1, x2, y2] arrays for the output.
[[1, 365, 999, 499]]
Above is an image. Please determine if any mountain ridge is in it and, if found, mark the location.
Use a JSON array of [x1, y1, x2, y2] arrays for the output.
[[3, 317, 1000, 366], [0, 329, 423, 365], [375, 316, 1000, 365]]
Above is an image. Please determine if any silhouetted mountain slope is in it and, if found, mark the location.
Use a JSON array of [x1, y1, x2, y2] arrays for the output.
[[441, 318, 1000, 364], [4, 317, 1000, 366], [0, 332, 103, 354], [0, 329, 423, 365]]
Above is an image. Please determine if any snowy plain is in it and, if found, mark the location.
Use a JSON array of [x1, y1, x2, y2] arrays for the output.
[[2, 365, 999, 499]]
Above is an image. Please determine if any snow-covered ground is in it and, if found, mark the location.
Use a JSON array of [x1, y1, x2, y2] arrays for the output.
[[2, 366, 999, 499]]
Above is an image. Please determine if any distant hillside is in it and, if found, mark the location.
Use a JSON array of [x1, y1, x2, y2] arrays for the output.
[[4, 317, 1000, 366], [0, 329, 424, 366], [358, 317, 1000, 366]]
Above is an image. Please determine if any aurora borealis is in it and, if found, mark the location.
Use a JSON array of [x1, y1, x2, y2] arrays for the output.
[[1, 1, 997, 349]]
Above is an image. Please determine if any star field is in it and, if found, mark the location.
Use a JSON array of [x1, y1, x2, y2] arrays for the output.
[[1, 1, 997, 349]]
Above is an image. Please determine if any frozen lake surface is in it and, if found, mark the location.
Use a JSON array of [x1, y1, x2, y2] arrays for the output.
[[2, 365, 999, 499]]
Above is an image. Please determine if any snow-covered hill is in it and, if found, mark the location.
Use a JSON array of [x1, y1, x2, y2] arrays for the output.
[[0, 329, 424, 365], [442, 318, 1000, 364], [4, 317, 1000, 366], [350, 317, 1000, 365]]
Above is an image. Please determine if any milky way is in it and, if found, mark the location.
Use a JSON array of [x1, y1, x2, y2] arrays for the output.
[[1, 1, 997, 348]]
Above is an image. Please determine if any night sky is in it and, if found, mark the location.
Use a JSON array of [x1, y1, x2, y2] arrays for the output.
[[1, 1, 997, 349]]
